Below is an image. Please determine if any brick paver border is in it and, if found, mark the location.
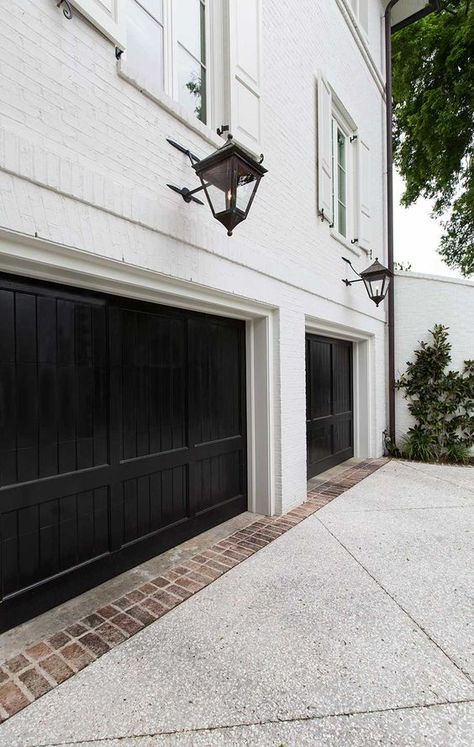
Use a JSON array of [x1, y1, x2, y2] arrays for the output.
[[0, 458, 388, 721]]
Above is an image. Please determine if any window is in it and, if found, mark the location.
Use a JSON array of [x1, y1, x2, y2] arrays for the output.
[[318, 76, 372, 251], [126, 0, 208, 124], [332, 120, 348, 237]]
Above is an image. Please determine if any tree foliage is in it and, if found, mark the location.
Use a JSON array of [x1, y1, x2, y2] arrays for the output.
[[388, 324, 474, 463], [392, 1, 474, 276]]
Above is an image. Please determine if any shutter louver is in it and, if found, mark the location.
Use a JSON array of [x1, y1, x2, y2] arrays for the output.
[[358, 139, 372, 250], [70, 0, 125, 48], [228, 0, 262, 154], [317, 76, 333, 224]]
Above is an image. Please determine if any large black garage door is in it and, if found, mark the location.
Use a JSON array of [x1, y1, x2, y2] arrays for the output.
[[0, 275, 246, 631], [306, 334, 353, 478]]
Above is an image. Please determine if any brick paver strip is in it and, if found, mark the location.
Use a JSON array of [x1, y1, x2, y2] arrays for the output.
[[5, 654, 30, 674], [0, 458, 388, 722], [61, 642, 94, 672], [18, 668, 52, 698], [0, 681, 31, 717], [39, 654, 74, 685]]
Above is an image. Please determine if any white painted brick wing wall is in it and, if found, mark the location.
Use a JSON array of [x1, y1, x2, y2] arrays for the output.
[[394, 272, 474, 444]]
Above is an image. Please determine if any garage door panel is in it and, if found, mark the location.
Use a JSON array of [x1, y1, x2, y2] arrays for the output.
[[306, 334, 353, 477], [120, 465, 188, 546], [119, 310, 187, 460], [192, 450, 242, 515], [333, 344, 352, 414], [308, 340, 331, 420], [189, 318, 244, 445], [2, 485, 112, 598], [0, 286, 109, 489]]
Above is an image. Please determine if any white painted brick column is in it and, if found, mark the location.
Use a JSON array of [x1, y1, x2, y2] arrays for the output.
[[274, 308, 308, 514]]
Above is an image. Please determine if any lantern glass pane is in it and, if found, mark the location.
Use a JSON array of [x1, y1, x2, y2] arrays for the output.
[[201, 160, 233, 214], [236, 163, 259, 213]]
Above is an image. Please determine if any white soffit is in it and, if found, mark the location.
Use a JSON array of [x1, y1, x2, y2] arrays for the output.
[[390, 1, 436, 30]]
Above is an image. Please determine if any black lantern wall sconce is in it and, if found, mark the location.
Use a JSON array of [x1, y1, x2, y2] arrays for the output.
[[342, 256, 392, 307], [166, 133, 267, 236]]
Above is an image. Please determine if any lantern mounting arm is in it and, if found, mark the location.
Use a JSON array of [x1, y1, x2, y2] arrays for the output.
[[166, 138, 207, 204], [341, 256, 363, 286], [166, 138, 201, 165]]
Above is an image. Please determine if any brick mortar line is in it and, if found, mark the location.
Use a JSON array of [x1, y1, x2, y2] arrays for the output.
[[0, 459, 389, 722]]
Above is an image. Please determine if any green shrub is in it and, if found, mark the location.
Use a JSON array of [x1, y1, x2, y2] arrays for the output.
[[390, 324, 474, 464]]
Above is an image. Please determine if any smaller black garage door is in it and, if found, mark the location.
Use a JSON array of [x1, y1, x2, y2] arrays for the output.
[[306, 334, 353, 478]]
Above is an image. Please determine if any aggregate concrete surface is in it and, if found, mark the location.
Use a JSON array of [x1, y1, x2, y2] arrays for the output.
[[1, 461, 473, 746]]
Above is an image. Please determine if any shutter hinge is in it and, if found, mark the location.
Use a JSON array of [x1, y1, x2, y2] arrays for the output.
[[57, 0, 73, 19], [350, 135, 358, 143], [115, 47, 124, 60], [320, 209, 334, 227]]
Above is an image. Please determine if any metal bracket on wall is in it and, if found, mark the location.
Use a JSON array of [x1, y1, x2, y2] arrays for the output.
[[57, 0, 73, 19], [115, 47, 124, 60], [166, 138, 205, 204], [166, 184, 205, 205], [166, 138, 201, 165]]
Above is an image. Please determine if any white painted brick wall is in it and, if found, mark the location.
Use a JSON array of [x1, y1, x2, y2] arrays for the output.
[[0, 0, 389, 512], [395, 272, 474, 443]]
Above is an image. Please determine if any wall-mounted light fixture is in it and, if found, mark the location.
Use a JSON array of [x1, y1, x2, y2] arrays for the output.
[[342, 256, 392, 307], [167, 133, 267, 236]]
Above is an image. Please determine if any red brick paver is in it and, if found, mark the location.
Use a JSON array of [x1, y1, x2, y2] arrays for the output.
[[0, 458, 388, 723]]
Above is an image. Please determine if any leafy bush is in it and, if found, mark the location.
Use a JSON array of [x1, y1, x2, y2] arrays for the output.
[[388, 324, 474, 464]]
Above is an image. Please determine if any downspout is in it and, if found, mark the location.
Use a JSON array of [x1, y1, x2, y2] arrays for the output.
[[384, 0, 400, 445]]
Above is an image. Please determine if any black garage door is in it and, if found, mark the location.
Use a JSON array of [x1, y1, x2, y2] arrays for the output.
[[0, 275, 246, 631], [306, 334, 353, 478]]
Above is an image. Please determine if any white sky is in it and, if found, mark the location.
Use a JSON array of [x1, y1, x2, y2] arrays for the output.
[[393, 171, 463, 279]]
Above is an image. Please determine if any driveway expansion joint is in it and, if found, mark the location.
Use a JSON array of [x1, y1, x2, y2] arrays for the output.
[[28, 697, 474, 747], [0, 459, 388, 724], [317, 516, 474, 688]]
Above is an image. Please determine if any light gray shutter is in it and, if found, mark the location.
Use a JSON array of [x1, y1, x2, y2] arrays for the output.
[[70, 0, 125, 48], [358, 139, 371, 250], [317, 76, 333, 224], [227, 0, 262, 154]]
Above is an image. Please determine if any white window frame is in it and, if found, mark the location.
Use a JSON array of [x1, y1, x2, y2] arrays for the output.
[[330, 103, 357, 247]]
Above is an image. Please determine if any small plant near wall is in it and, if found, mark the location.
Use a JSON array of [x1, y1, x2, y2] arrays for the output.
[[386, 324, 474, 464]]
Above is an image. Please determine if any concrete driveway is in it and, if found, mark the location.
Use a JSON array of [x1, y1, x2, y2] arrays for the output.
[[1, 460, 473, 746]]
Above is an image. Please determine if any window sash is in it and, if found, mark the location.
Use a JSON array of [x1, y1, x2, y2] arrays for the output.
[[332, 119, 349, 238], [129, 0, 209, 124], [172, 0, 208, 123]]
